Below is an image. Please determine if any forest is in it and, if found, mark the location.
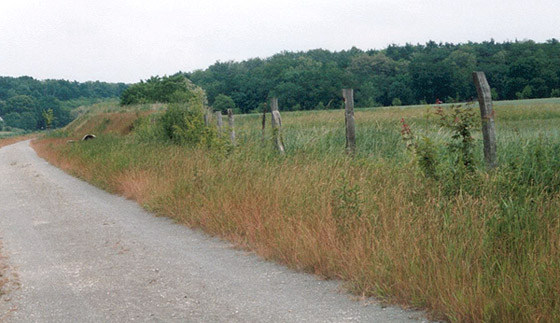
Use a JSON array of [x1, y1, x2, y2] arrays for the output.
[[0, 76, 127, 131], [184, 39, 560, 113]]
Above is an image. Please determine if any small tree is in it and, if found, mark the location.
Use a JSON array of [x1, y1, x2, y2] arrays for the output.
[[42, 108, 55, 130], [213, 94, 236, 113]]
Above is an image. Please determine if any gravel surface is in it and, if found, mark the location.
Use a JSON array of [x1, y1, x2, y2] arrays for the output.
[[0, 140, 428, 322]]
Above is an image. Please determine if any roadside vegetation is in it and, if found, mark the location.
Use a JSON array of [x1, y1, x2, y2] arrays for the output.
[[32, 93, 560, 322], [0, 133, 36, 149]]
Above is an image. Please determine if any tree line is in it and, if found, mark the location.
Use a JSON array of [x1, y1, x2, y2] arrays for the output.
[[0, 76, 127, 130], [183, 39, 560, 113]]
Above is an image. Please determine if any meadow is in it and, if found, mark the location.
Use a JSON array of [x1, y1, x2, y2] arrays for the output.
[[33, 98, 560, 322]]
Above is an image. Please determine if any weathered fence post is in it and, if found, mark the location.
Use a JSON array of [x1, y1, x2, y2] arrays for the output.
[[270, 97, 285, 154], [204, 109, 210, 127], [472, 71, 497, 169], [342, 88, 356, 155], [261, 103, 267, 145], [227, 108, 235, 145], [215, 111, 223, 133]]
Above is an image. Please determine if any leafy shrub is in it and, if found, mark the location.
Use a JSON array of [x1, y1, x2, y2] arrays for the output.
[[434, 104, 477, 172], [158, 94, 228, 152], [161, 103, 210, 146], [401, 104, 479, 193], [415, 136, 438, 179], [400, 118, 439, 179], [213, 94, 236, 113]]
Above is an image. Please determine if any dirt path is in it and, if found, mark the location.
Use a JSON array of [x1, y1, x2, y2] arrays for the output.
[[0, 140, 427, 322]]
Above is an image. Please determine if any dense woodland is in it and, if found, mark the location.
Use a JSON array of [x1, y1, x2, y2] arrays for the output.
[[0, 76, 127, 130], [183, 39, 560, 113]]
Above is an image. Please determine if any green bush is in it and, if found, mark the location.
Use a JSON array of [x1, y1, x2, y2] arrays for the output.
[[213, 94, 236, 113], [161, 103, 209, 145], [120, 75, 203, 105], [158, 94, 228, 152], [434, 104, 477, 172]]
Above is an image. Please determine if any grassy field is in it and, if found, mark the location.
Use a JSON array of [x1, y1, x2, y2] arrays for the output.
[[33, 98, 560, 322]]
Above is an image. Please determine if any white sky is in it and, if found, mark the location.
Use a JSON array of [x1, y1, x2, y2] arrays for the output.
[[0, 0, 558, 83]]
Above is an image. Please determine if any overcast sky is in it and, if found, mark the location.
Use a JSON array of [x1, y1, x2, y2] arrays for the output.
[[0, 0, 558, 83]]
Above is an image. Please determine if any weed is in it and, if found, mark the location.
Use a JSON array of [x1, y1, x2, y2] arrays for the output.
[[434, 103, 477, 172]]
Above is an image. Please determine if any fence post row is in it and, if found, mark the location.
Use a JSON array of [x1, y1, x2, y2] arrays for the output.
[[215, 111, 223, 133], [472, 71, 497, 169], [227, 108, 235, 145], [270, 97, 285, 154], [342, 88, 356, 155]]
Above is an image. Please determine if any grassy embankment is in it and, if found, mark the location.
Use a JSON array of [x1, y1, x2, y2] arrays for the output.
[[33, 99, 560, 322]]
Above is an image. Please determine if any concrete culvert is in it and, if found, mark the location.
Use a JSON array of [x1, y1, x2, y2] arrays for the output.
[[82, 134, 96, 141]]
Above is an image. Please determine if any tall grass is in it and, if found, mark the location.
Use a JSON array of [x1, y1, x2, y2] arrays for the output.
[[33, 100, 560, 322]]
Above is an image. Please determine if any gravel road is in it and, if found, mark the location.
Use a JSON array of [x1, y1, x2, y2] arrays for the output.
[[0, 140, 427, 322]]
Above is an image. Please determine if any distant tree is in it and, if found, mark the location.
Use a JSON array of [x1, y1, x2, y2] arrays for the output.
[[4, 111, 36, 130], [42, 108, 55, 130], [213, 94, 236, 113], [120, 74, 200, 105], [7, 95, 36, 113]]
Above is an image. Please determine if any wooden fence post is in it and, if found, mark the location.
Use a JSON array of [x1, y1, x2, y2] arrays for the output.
[[342, 88, 356, 155], [270, 97, 285, 154], [472, 71, 497, 169], [204, 107, 212, 127], [215, 111, 223, 133], [227, 108, 235, 145], [204, 109, 210, 127], [261, 103, 267, 145]]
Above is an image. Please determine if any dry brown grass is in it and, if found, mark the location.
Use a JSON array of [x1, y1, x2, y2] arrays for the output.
[[65, 111, 157, 140], [0, 134, 35, 149]]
